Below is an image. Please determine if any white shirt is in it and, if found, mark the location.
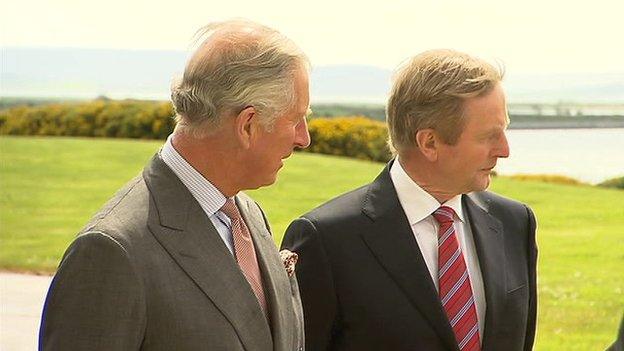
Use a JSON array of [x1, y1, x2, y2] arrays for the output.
[[390, 158, 486, 336], [159, 134, 236, 255]]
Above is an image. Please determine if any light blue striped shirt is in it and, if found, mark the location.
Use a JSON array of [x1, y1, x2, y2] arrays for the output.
[[159, 134, 235, 255]]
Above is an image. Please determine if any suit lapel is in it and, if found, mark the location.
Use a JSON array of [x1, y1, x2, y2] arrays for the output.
[[143, 155, 273, 351], [360, 163, 459, 351], [463, 193, 506, 351], [237, 195, 295, 351]]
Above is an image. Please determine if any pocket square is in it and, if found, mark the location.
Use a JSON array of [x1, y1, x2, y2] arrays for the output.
[[279, 249, 298, 277]]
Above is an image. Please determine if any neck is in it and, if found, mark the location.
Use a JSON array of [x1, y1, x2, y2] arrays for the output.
[[171, 132, 242, 197], [398, 152, 457, 204]]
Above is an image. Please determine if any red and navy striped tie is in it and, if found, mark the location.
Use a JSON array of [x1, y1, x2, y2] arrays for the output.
[[434, 206, 481, 351]]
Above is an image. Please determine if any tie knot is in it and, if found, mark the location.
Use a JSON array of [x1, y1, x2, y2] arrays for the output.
[[220, 198, 240, 220], [433, 206, 456, 225]]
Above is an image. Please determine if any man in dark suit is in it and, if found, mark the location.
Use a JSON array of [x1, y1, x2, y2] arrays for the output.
[[40, 20, 310, 350], [607, 314, 624, 351], [282, 49, 538, 351]]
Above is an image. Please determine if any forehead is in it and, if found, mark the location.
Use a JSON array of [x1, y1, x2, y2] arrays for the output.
[[461, 84, 508, 130], [292, 68, 310, 111]]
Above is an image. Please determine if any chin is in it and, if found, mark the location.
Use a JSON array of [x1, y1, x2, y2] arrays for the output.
[[479, 175, 492, 190], [244, 175, 278, 191], [470, 175, 491, 192], [261, 174, 279, 187]]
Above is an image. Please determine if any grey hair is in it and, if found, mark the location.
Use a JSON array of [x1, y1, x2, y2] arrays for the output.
[[171, 19, 309, 138], [387, 49, 504, 153]]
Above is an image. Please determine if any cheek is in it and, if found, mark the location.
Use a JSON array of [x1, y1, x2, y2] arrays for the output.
[[469, 145, 491, 162], [279, 129, 297, 149]]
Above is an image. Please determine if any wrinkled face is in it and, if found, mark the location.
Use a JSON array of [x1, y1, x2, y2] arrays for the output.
[[436, 83, 510, 195], [244, 68, 311, 189]]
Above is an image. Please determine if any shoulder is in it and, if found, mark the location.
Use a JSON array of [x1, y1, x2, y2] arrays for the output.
[[79, 175, 153, 249], [303, 183, 371, 225], [282, 183, 375, 246]]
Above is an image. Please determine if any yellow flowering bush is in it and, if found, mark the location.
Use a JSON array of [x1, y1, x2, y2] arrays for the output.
[[0, 100, 175, 139], [306, 116, 391, 162]]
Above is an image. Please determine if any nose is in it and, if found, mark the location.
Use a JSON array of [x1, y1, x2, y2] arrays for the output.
[[294, 118, 311, 149], [496, 132, 510, 158]]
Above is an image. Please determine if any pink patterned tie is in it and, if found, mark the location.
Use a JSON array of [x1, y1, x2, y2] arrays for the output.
[[433, 206, 481, 351], [221, 198, 268, 316]]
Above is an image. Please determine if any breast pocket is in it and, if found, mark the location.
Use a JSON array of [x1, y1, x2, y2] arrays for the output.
[[507, 284, 526, 295]]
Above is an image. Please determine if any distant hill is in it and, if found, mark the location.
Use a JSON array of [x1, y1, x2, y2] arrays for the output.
[[1, 47, 185, 100], [2, 47, 624, 103]]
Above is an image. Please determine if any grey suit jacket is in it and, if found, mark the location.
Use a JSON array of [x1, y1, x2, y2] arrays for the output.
[[282, 161, 537, 351], [40, 155, 304, 351]]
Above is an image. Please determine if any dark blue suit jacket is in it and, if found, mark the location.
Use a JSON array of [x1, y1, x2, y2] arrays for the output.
[[282, 161, 538, 351]]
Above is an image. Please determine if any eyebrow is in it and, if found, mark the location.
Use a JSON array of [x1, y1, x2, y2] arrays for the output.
[[478, 125, 506, 138]]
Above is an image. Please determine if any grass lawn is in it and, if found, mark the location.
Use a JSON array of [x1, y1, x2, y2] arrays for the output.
[[1, 136, 623, 350]]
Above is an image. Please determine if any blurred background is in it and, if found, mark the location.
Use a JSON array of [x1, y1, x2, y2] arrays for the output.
[[1, 0, 623, 350]]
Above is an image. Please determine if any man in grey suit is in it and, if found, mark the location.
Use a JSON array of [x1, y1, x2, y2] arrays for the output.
[[40, 20, 310, 350], [282, 49, 538, 350]]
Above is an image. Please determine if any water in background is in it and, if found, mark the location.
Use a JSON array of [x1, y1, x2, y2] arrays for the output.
[[497, 128, 624, 184]]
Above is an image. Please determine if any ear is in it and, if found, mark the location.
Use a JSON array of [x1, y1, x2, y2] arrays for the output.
[[233, 106, 257, 149], [415, 128, 439, 161]]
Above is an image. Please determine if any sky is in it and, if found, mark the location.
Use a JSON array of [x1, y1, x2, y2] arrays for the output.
[[1, 0, 623, 75]]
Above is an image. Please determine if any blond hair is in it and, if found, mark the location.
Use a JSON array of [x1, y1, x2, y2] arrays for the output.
[[387, 49, 503, 153], [171, 19, 309, 137]]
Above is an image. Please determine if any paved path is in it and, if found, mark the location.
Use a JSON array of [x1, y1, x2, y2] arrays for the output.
[[0, 272, 52, 351]]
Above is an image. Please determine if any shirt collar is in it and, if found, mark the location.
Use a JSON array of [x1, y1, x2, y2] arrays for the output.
[[390, 157, 465, 225], [159, 134, 228, 217]]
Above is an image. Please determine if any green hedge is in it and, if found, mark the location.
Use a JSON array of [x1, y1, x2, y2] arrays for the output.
[[0, 100, 175, 139], [1, 101, 392, 162], [305, 116, 391, 162], [598, 176, 624, 190]]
